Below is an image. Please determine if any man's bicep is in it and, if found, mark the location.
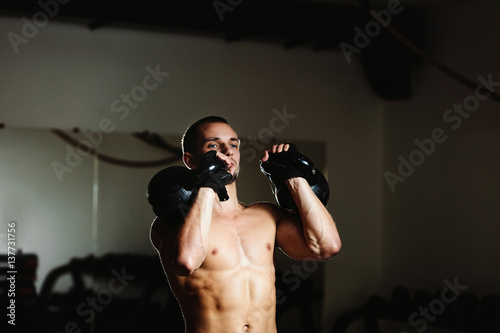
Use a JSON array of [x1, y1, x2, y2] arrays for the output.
[[276, 214, 316, 260]]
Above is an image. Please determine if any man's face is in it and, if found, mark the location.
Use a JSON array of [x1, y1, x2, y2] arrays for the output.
[[194, 122, 241, 182]]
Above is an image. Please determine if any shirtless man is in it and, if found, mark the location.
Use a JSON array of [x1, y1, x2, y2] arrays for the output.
[[149, 116, 341, 332]]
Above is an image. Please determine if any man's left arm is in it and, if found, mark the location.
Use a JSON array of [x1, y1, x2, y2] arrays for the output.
[[260, 143, 341, 261], [276, 177, 341, 261]]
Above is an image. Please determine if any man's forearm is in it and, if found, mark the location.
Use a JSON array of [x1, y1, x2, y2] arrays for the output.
[[286, 177, 341, 260], [174, 187, 215, 275]]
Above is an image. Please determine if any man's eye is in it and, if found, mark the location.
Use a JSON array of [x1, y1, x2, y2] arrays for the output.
[[231, 144, 239, 149], [208, 143, 217, 148]]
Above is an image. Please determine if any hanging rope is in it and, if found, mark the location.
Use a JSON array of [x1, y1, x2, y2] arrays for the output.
[[357, 0, 500, 104], [132, 130, 183, 154], [50, 129, 182, 168]]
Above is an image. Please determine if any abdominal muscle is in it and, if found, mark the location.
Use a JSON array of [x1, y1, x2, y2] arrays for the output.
[[167, 264, 277, 333]]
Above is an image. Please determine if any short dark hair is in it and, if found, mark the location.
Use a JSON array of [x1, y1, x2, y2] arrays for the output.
[[182, 116, 228, 155]]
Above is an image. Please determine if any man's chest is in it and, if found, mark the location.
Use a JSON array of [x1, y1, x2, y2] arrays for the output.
[[202, 211, 277, 270]]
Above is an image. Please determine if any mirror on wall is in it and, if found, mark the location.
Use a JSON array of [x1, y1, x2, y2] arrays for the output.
[[0, 126, 328, 332]]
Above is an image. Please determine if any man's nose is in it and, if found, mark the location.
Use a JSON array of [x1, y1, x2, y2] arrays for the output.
[[221, 144, 233, 156]]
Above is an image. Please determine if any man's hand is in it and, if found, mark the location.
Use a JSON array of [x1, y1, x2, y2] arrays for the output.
[[259, 142, 329, 213], [192, 151, 232, 201], [260, 143, 291, 163], [214, 151, 234, 167]]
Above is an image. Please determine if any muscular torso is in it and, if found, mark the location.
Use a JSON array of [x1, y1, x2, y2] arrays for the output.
[[155, 202, 282, 333]]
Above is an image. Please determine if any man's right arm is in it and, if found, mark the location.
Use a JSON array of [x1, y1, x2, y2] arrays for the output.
[[148, 151, 231, 276], [171, 187, 216, 275], [151, 187, 216, 277]]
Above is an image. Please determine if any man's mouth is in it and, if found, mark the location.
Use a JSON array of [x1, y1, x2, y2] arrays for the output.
[[226, 162, 239, 184], [226, 160, 235, 170]]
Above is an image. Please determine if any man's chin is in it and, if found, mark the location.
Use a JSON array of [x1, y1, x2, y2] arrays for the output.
[[227, 169, 239, 185]]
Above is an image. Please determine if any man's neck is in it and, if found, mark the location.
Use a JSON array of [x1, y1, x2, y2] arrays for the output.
[[212, 182, 242, 214]]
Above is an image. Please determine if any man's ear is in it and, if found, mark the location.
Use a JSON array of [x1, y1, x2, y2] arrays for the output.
[[183, 152, 197, 170]]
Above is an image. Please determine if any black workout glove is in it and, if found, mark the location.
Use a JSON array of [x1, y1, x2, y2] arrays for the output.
[[191, 150, 232, 202], [260, 143, 329, 213], [147, 151, 232, 223], [259, 143, 314, 185]]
